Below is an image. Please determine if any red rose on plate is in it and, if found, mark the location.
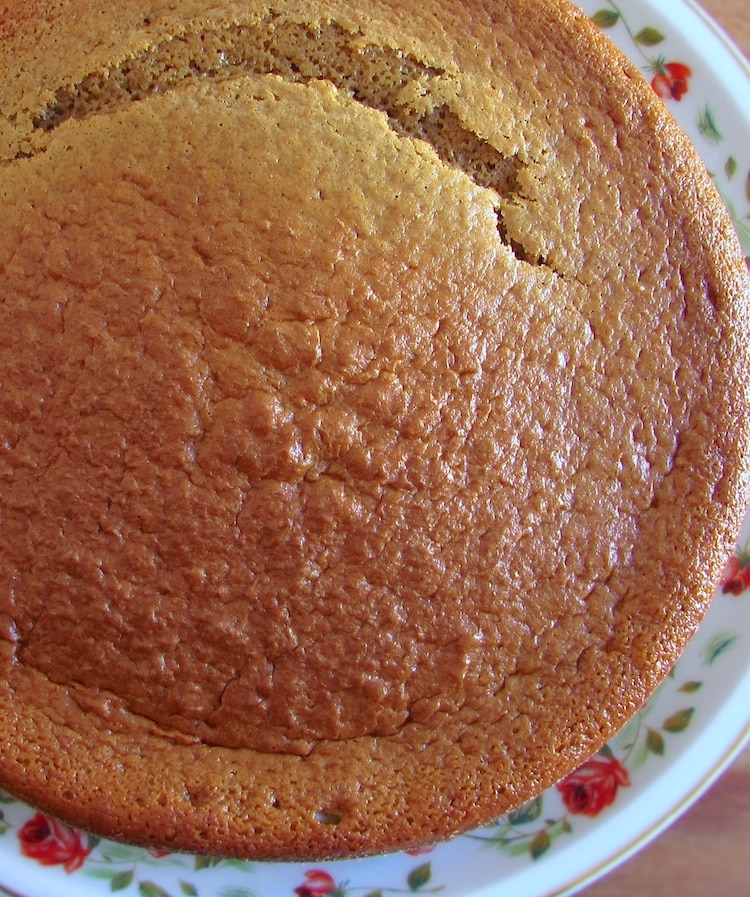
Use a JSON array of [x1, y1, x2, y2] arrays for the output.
[[405, 844, 436, 856], [651, 61, 692, 101], [18, 813, 91, 873], [721, 554, 750, 595], [294, 869, 337, 897], [556, 755, 631, 816]]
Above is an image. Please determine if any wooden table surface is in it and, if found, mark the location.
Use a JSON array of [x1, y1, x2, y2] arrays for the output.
[[581, 1, 750, 895]]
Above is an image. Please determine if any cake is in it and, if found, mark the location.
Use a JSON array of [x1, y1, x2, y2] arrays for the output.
[[0, 0, 749, 861]]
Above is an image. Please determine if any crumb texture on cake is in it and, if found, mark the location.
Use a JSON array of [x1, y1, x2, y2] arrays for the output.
[[1, 0, 749, 861]]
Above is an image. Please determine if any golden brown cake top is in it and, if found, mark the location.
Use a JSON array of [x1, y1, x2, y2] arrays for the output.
[[0, 0, 749, 860]]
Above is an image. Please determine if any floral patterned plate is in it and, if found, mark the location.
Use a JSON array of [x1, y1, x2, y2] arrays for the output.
[[2, 1, 750, 896]]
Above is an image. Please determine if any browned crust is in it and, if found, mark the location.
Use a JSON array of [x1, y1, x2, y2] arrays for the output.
[[0, 0, 749, 860]]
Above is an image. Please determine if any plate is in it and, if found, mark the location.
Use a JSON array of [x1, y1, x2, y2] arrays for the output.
[[2, 1, 750, 895]]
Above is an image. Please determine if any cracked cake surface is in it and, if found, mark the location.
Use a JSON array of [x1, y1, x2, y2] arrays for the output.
[[1, 0, 749, 860]]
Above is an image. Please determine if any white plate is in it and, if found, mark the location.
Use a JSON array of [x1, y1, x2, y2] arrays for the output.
[[2, 1, 749, 896]]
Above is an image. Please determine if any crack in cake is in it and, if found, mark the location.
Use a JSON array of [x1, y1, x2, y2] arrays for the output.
[[0, 0, 749, 860]]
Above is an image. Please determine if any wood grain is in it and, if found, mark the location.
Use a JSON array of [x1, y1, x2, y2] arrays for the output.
[[582, 2, 749, 894], [580, 746, 750, 895], [699, 0, 750, 58]]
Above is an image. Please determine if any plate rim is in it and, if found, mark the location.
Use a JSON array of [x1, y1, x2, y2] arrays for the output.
[[1, 1, 749, 896]]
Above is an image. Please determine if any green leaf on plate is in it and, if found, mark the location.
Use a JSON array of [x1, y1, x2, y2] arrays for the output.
[[363, 891, 384, 897], [634, 26, 665, 45], [597, 743, 615, 760], [98, 844, 149, 865], [590, 8, 620, 27], [530, 829, 551, 860], [180, 883, 198, 897], [507, 795, 543, 826], [698, 105, 723, 144], [505, 839, 534, 857], [646, 727, 665, 755], [703, 631, 739, 665], [84, 870, 126, 882], [139, 883, 171, 897], [407, 862, 432, 891], [194, 855, 223, 871], [726, 157, 738, 178], [678, 681, 702, 694], [663, 708, 695, 733], [110, 870, 135, 892]]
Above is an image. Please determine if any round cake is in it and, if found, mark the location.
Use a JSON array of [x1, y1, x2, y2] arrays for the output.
[[0, 0, 749, 861]]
